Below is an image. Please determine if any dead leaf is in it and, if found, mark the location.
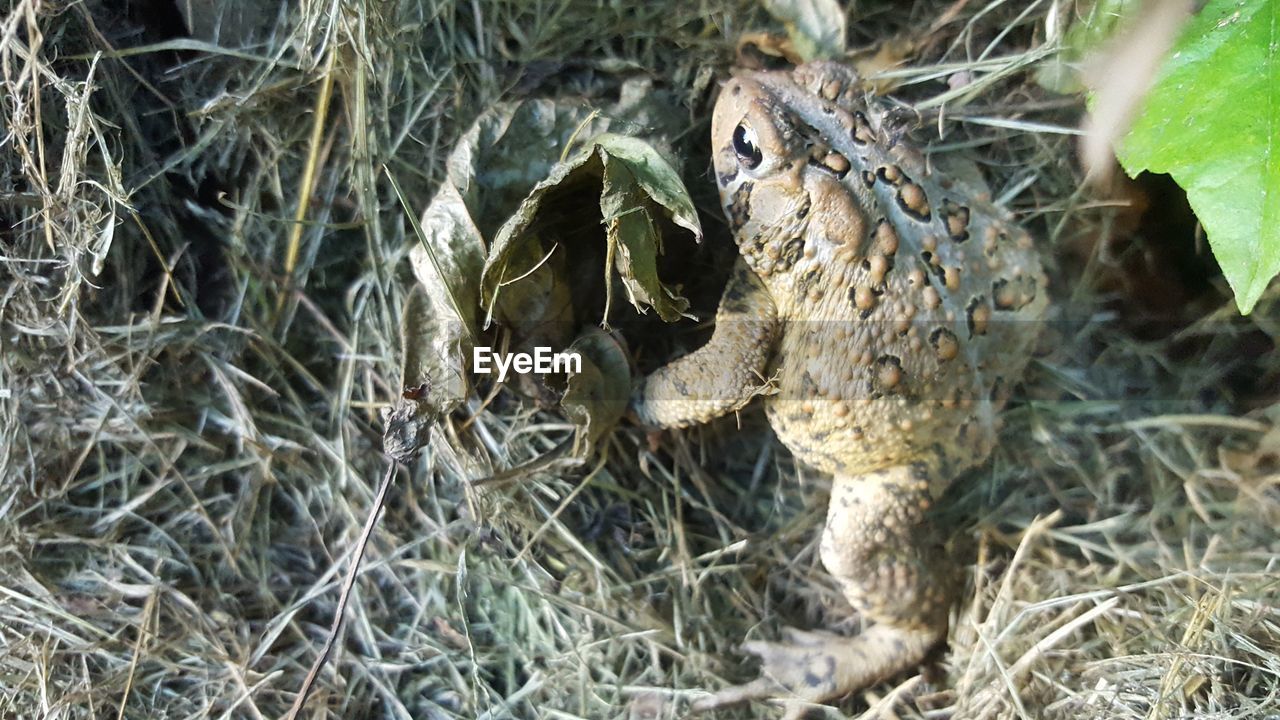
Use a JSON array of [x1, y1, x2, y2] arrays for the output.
[[481, 132, 700, 329], [561, 328, 631, 454], [736, 32, 805, 68], [852, 37, 916, 94], [394, 86, 694, 453], [382, 286, 455, 461], [761, 0, 848, 62]]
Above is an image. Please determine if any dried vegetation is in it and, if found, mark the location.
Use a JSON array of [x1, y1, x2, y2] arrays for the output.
[[1, 1, 1277, 719]]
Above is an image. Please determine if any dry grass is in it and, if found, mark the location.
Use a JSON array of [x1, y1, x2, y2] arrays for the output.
[[2, 1, 1278, 719]]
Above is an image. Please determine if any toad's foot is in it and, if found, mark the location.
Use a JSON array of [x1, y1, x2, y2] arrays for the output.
[[689, 624, 939, 719], [693, 466, 952, 717]]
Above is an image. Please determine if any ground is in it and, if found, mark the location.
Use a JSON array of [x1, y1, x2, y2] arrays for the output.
[[1, 1, 1278, 719]]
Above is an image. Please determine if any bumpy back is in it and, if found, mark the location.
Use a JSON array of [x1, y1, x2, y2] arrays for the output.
[[709, 61, 1048, 478]]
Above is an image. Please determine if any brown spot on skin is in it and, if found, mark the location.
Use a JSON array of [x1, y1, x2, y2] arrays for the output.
[[941, 199, 971, 242], [992, 275, 1036, 310], [966, 296, 990, 337], [774, 236, 806, 271], [853, 111, 875, 145], [795, 267, 822, 295], [923, 286, 942, 310], [897, 183, 932, 221], [728, 181, 753, 230], [822, 79, 841, 100], [876, 355, 903, 390], [908, 269, 926, 287], [930, 327, 960, 361], [874, 220, 900, 255], [990, 375, 1007, 404], [802, 655, 837, 691], [983, 225, 1001, 254], [851, 285, 875, 311], [993, 278, 1018, 309], [877, 164, 903, 184], [868, 254, 889, 284], [744, 231, 768, 258], [820, 151, 851, 178], [944, 266, 961, 291], [862, 169, 876, 187]]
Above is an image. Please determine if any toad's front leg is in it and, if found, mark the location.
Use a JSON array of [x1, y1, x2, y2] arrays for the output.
[[693, 463, 953, 719], [631, 258, 778, 429]]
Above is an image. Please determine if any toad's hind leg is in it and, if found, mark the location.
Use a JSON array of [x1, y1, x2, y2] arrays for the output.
[[692, 464, 953, 718]]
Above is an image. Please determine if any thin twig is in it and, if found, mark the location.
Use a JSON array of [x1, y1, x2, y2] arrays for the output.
[[284, 463, 397, 720]]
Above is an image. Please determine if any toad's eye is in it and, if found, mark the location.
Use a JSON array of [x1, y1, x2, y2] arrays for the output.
[[733, 123, 763, 169]]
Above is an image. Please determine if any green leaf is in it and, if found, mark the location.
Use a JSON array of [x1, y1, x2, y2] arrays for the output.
[[598, 133, 700, 323], [1116, 0, 1280, 313], [594, 133, 700, 238]]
